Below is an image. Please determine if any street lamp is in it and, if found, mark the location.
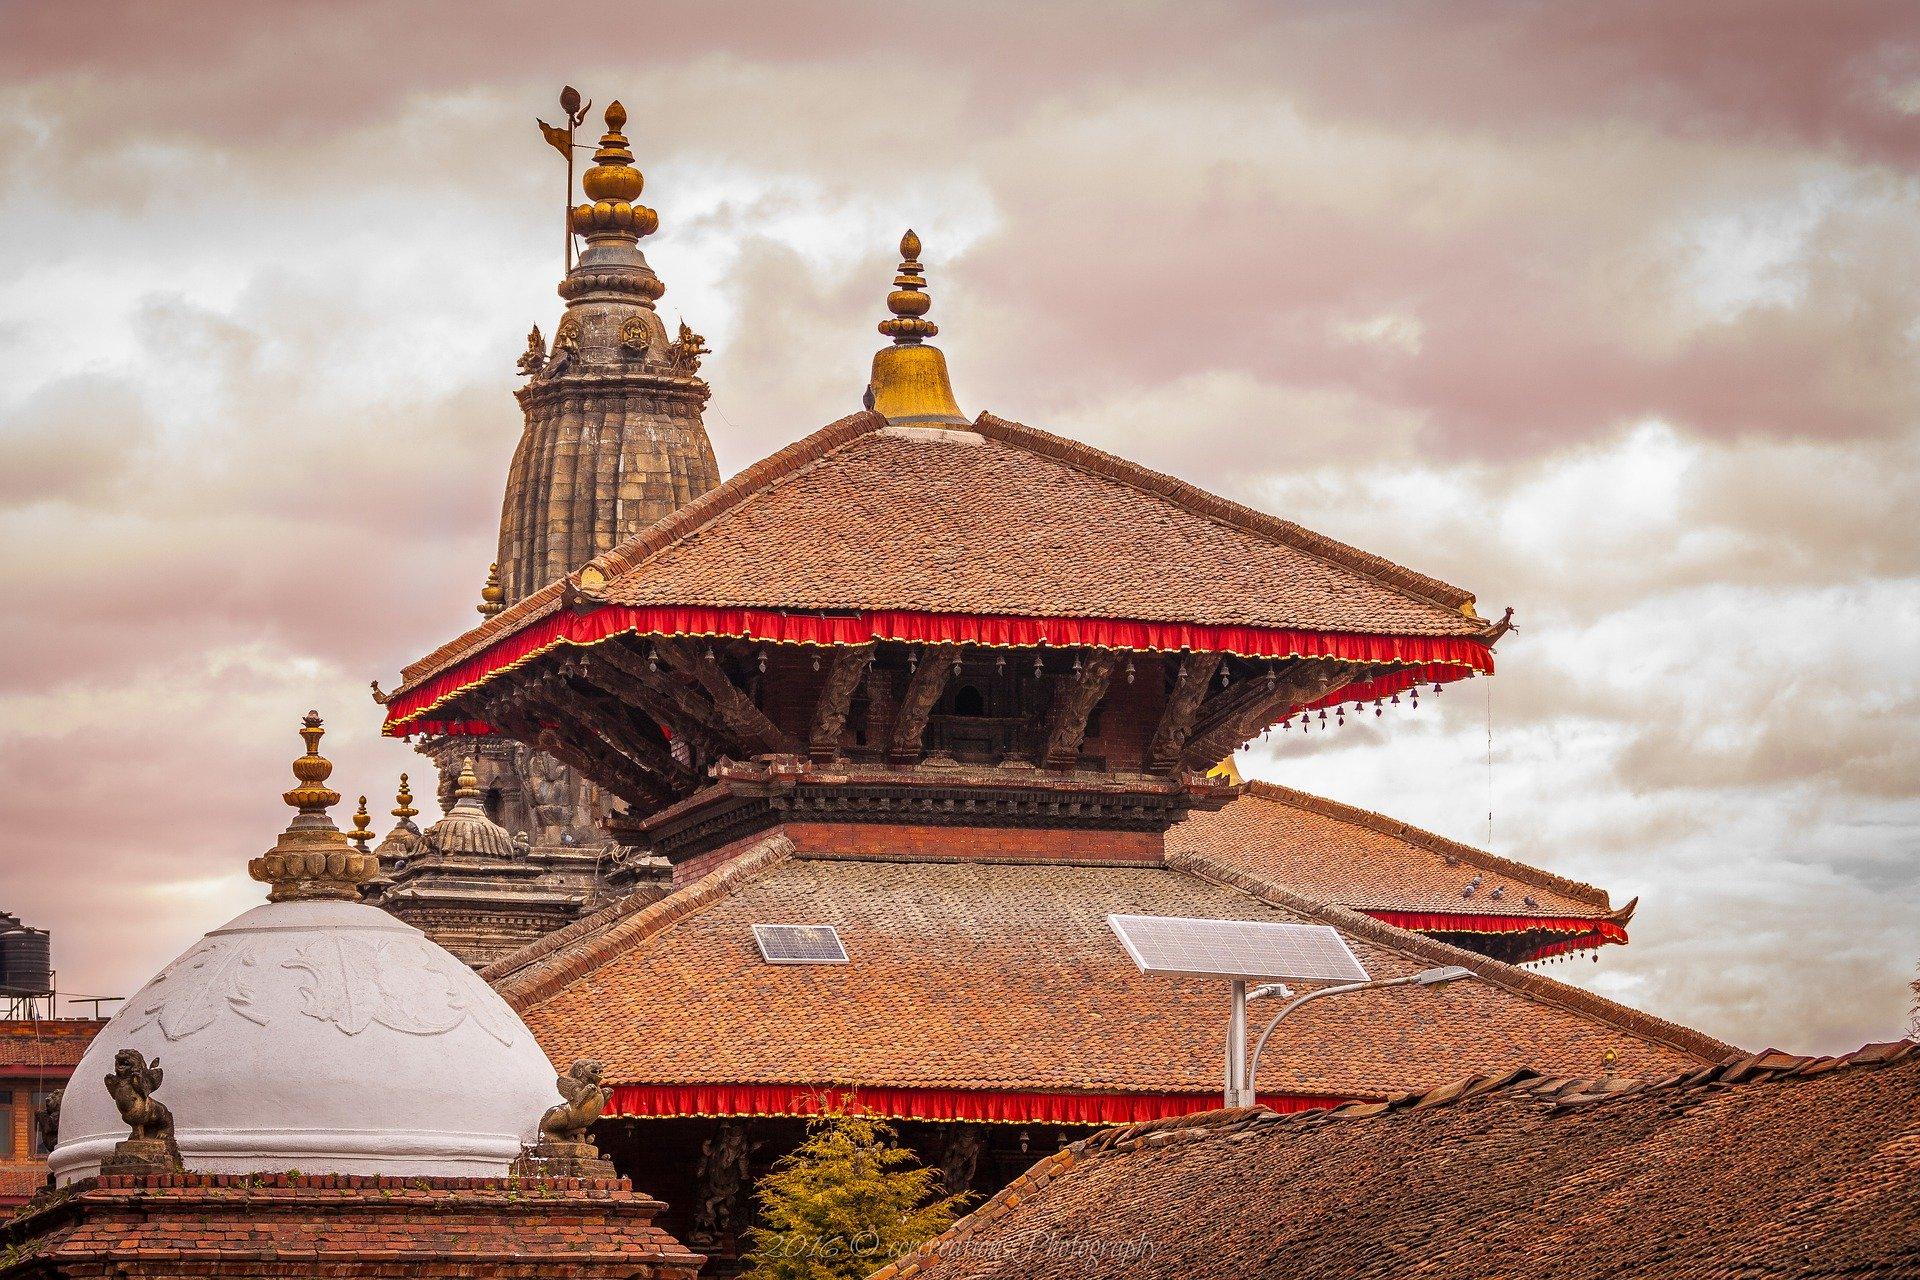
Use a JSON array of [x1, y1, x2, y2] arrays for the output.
[[1233, 965, 1475, 1108]]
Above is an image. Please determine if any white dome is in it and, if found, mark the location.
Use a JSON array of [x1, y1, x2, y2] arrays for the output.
[[50, 898, 556, 1181]]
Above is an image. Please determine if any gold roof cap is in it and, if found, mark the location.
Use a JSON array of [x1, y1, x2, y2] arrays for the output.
[[867, 230, 966, 426], [248, 712, 379, 902], [391, 773, 419, 824], [477, 562, 505, 617], [347, 797, 375, 852], [571, 101, 658, 241]]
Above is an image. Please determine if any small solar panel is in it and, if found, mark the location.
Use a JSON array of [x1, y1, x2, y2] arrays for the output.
[[1107, 914, 1368, 983], [752, 924, 849, 965]]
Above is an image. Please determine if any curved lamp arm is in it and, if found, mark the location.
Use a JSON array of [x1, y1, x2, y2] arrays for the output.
[[1243, 966, 1474, 1107]]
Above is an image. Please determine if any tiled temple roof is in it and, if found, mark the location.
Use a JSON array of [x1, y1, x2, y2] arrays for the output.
[[1171, 782, 1617, 920], [483, 836, 1730, 1109], [886, 1041, 1920, 1280], [0, 1019, 103, 1073], [396, 411, 1494, 698]]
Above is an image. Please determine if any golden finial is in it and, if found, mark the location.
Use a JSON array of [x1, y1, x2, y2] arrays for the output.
[[283, 711, 341, 815], [477, 562, 506, 617], [867, 229, 966, 426], [879, 229, 937, 345], [347, 797, 375, 852], [392, 773, 419, 823], [571, 101, 658, 241], [248, 712, 379, 902]]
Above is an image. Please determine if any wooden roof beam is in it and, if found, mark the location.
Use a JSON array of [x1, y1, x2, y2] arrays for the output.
[[548, 665, 699, 792], [810, 643, 874, 762], [1181, 660, 1363, 768], [1039, 650, 1116, 769], [887, 643, 956, 765], [574, 645, 738, 766], [489, 683, 672, 810], [1147, 651, 1222, 770], [653, 637, 797, 756]]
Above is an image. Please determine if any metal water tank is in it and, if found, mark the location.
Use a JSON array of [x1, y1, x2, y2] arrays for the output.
[[0, 927, 52, 995]]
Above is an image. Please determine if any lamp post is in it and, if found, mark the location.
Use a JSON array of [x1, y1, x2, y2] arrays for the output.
[[1227, 965, 1476, 1108]]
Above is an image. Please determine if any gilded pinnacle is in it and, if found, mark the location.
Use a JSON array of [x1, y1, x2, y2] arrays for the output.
[[248, 712, 379, 902], [867, 229, 967, 426], [282, 711, 341, 815], [478, 562, 506, 617], [879, 229, 938, 345], [572, 100, 657, 240], [347, 797, 375, 851], [392, 773, 419, 823]]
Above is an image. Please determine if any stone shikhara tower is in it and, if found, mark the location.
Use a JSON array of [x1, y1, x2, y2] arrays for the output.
[[374, 99, 720, 964], [498, 99, 719, 602]]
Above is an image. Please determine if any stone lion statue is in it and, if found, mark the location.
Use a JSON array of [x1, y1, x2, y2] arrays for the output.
[[539, 1058, 610, 1144], [106, 1049, 173, 1144]]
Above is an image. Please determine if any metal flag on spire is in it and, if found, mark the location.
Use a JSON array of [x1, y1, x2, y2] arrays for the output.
[[536, 86, 592, 274]]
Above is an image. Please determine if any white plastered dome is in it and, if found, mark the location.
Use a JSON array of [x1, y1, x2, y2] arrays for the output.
[[49, 714, 557, 1182]]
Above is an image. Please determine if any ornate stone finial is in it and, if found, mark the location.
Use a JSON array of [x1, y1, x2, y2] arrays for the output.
[[478, 562, 506, 617], [571, 101, 658, 241], [392, 773, 419, 823], [879, 229, 937, 346], [100, 1050, 180, 1174], [347, 796, 375, 852], [867, 229, 967, 426], [456, 757, 482, 801], [248, 712, 379, 902]]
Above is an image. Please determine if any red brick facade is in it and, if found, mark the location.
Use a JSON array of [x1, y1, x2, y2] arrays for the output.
[[0, 1172, 703, 1278], [0, 1022, 103, 1207]]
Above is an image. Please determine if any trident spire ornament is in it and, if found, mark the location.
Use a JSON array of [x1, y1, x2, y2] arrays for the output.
[[537, 86, 592, 274]]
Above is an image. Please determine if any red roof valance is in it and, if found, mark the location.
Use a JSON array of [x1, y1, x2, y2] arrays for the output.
[[383, 604, 1493, 736], [1363, 910, 1629, 963], [604, 1082, 1350, 1125]]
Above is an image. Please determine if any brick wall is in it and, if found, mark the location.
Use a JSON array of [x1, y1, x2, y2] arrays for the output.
[[0, 1171, 703, 1278]]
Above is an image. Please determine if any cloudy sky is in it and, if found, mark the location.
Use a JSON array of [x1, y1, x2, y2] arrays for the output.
[[1, 1, 1914, 1053]]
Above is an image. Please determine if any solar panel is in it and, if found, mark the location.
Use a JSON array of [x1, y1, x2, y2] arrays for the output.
[[1107, 914, 1368, 983], [752, 924, 849, 965]]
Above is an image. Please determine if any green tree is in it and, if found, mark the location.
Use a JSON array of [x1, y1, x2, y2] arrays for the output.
[[742, 1107, 969, 1280]]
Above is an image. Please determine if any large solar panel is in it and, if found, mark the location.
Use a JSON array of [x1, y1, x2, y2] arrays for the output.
[[752, 924, 849, 965], [1107, 914, 1368, 983]]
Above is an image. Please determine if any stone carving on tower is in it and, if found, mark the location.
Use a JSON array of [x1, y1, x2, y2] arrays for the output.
[[389, 91, 718, 964]]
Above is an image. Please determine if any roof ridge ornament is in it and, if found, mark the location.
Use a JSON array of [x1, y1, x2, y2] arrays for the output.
[[248, 712, 379, 902], [866, 229, 968, 427], [477, 562, 506, 617]]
